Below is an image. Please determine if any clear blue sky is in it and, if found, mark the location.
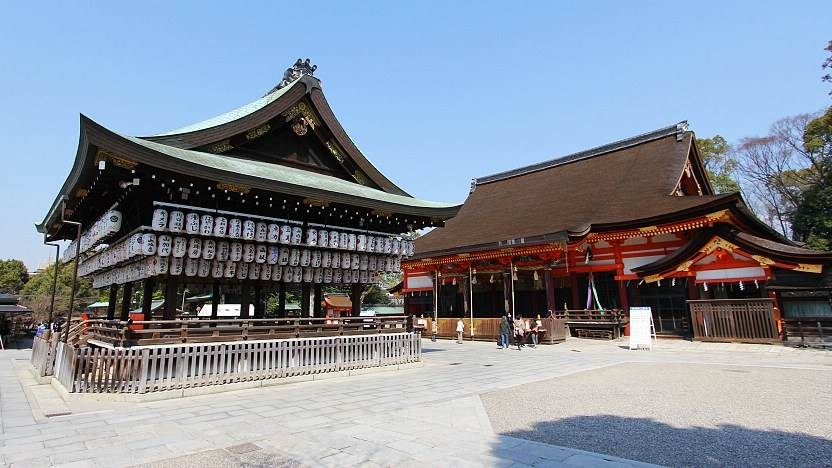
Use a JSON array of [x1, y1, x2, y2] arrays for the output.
[[2, 1, 830, 271]]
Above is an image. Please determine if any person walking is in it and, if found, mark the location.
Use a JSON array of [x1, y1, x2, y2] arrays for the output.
[[499, 316, 511, 350], [514, 315, 526, 350], [456, 317, 464, 344], [529, 315, 540, 348]]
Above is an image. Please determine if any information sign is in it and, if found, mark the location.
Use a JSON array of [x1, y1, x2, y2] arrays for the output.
[[629, 306, 655, 350]]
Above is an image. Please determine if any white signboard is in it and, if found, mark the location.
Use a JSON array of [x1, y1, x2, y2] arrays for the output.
[[629, 306, 655, 350]]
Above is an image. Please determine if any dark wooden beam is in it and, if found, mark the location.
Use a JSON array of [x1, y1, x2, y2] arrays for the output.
[[119, 282, 133, 321], [351, 284, 361, 316], [301, 283, 311, 317], [142, 278, 155, 318], [313, 284, 322, 318], [107, 284, 118, 320], [163, 278, 178, 320], [240, 281, 251, 319]]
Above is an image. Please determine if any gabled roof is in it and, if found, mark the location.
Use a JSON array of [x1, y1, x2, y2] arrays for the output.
[[415, 123, 731, 258]]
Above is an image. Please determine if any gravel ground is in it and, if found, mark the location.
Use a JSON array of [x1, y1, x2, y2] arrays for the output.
[[481, 362, 832, 467]]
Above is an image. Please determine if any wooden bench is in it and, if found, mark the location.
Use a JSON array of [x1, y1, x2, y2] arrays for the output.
[[782, 318, 832, 348], [577, 329, 613, 340]]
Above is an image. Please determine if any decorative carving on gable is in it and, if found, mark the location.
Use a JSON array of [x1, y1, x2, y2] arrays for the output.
[[281, 101, 319, 129], [75, 189, 88, 198], [700, 237, 737, 255], [95, 148, 138, 170], [675, 260, 694, 272], [245, 124, 271, 141], [372, 209, 393, 218], [265, 58, 317, 95], [325, 140, 345, 163], [353, 170, 371, 186], [794, 264, 823, 273], [207, 140, 233, 154], [706, 210, 730, 223], [303, 198, 331, 207], [751, 255, 775, 266]]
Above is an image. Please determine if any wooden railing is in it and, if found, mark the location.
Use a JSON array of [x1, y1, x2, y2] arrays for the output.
[[554, 309, 628, 339], [31, 334, 60, 377], [51, 333, 420, 394], [77, 316, 408, 347], [687, 299, 779, 343], [781, 317, 832, 348]]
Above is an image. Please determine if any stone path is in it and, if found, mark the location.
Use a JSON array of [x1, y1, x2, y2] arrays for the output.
[[1, 338, 829, 467]]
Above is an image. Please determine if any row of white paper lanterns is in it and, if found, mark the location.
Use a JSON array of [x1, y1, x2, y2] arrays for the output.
[[152, 209, 414, 256], [62, 210, 123, 262], [91, 257, 381, 288], [79, 232, 402, 277]]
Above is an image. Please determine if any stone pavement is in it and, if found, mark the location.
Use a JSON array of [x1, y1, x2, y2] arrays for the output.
[[1, 337, 829, 467]]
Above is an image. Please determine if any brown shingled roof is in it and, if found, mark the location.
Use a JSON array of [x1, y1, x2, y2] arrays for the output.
[[416, 124, 731, 258]]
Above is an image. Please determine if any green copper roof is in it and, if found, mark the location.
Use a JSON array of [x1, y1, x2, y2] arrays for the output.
[[123, 134, 458, 211], [148, 78, 304, 137]]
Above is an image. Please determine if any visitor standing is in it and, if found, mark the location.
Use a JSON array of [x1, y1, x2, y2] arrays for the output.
[[529, 316, 540, 348], [514, 315, 526, 350], [499, 316, 511, 349], [456, 317, 464, 343]]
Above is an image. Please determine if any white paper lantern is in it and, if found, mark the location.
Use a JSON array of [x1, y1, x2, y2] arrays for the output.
[[343, 269, 352, 283], [152, 209, 168, 231], [157, 235, 173, 256], [386, 256, 394, 272], [351, 253, 360, 270], [341, 253, 351, 269], [170, 257, 184, 275], [261, 264, 273, 281], [212, 260, 224, 278], [141, 234, 157, 255], [188, 238, 202, 258], [334, 268, 342, 284], [213, 217, 228, 237], [332, 252, 341, 269], [314, 267, 323, 283], [306, 228, 318, 246], [360, 270, 368, 283], [347, 233, 357, 251], [169, 211, 185, 232], [366, 236, 375, 253], [172, 237, 187, 258], [289, 248, 300, 266], [279, 225, 292, 244], [300, 249, 311, 267], [267, 224, 280, 243], [249, 263, 261, 280], [186, 213, 200, 234], [256, 222, 268, 242], [243, 220, 256, 240], [230, 242, 243, 262], [339, 232, 349, 250], [229, 218, 243, 239], [284, 266, 294, 283], [267, 246, 279, 264], [198, 259, 211, 277], [322, 251, 332, 268], [303, 267, 314, 283], [293, 266, 303, 283], [243, 243, 256, 263], [255, 244, 267, 263], [392, 239, 401, 255], [236, 261, 248, 279], [357, 234, 367, 251], [376, 256, 385, 272], [329, 231, 339, 249], [324, 268, 333, 283], [216, 241, 230, 261], [291, 226, 303, 245], [224, 259, 236, 278], [202, 239, 216, 260], [185, 257, 199, 276], [156, 256, 169, 275], [200, 215, 214, 236], [318, 229, 329, 248], [278, 247, 290, 265], [360, 254, 368, 270], [274, 266, 283, 282], [312, 250, 322, 267]]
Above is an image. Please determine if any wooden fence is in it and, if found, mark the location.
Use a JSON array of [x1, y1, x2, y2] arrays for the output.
[[411, 317, 567, 343], [31, 333, 60, 377], [48, 332, 420, 394], [687, 299, 779, 343], [781, 317, 832, 348], [74, 316, 408, 347]]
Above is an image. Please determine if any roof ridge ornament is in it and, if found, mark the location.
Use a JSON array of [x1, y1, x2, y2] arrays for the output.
[[675, 120, 689, 141], [266, 58, 318, 96]]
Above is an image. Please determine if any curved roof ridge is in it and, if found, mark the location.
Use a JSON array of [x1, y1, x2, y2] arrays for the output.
[[144, 77, 309, 137], [474, 121, 689, 186]]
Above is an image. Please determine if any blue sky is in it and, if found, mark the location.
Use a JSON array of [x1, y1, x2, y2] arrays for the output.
[[1, 1, 830, 270]]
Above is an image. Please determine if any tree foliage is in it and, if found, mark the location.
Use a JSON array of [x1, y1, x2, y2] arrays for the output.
[[696, 135, 740, 194], [0, 259, 29, 294], [822, 39, 832, 96], [19, 261, 96, 322], [790, 106, 832, 250]]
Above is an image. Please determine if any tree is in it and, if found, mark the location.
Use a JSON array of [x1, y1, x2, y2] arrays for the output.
[[822, 39, 832, 96], [696, 135, 740, 194], [790, 106, 832, 250], [0, 259, 29, 294], [19, 261, 96, 322]]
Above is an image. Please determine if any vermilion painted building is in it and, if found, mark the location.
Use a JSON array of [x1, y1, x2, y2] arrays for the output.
[[402, 122, 832, 339]]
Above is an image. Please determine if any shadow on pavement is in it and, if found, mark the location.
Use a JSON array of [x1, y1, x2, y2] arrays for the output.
[[497, 414, 832, 467]]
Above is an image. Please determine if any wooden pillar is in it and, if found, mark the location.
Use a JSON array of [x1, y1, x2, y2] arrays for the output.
[[351, 284, 362, 316], [141, 278, 155, 318], [278, 282, 286, 318], [313, 284, 323, 318], [211, 281, 221, 319], [120, 282, 134, 321], [301, 283, 311, 317], [107, 284, 118, 320], [502, 273, 513, 318], [544, 269, 556, 315], [617, 280, 629, 311], [687, 277, 700, 301], [570, 271, 580, 310], [163, 278, 178, 320], [240, 281, 251, 319]]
